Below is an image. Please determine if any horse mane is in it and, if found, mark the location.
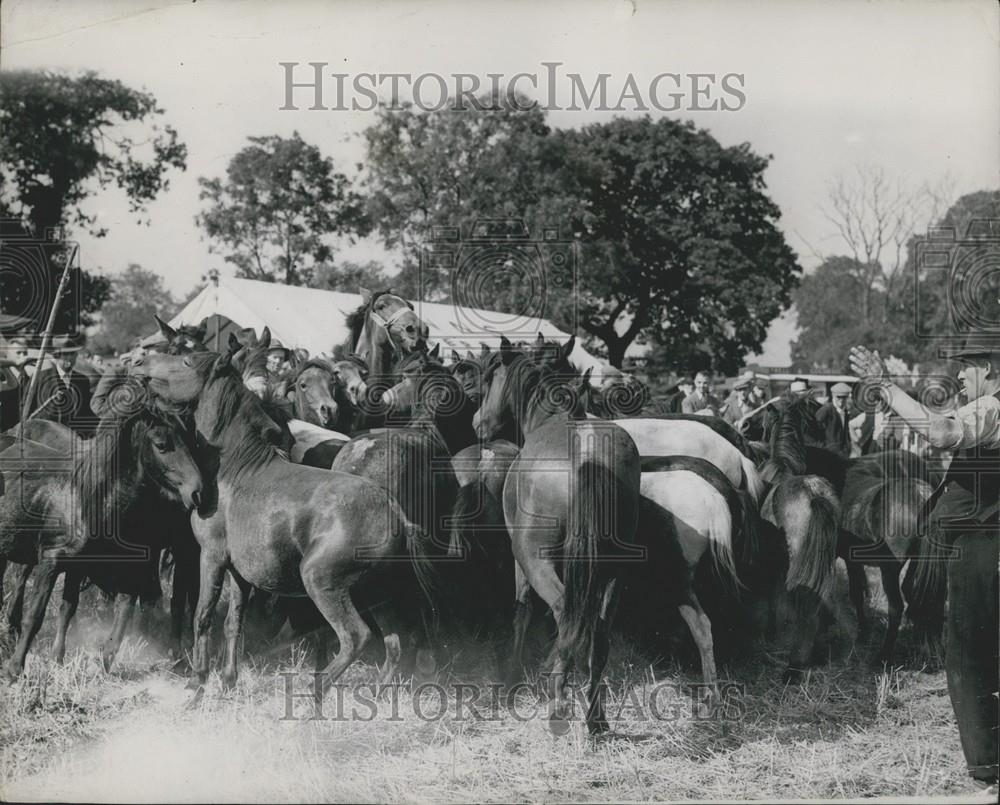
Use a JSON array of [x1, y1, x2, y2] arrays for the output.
[[767, 396, 817, 476], [185, 351, 286, 477], [75, 407, 179, 533], [291, 357, 335, 382]]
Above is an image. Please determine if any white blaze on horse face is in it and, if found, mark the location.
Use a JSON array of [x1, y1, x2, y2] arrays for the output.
[[245, 376, 267, 399]]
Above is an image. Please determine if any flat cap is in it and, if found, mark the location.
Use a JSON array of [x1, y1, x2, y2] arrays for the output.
[[830, 382, 852, 396]]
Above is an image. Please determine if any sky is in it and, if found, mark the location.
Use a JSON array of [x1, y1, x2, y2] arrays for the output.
[[2, 0, 998, 365]]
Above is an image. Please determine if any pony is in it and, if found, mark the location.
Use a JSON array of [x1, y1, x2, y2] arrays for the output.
[[383, 350, 478, 455], [131, 350, 440, 698], [156, 316, 210, 355], [475, 337, 641, 735], [342, 288, 428, 390], [449, 350, 485, 409], [0, 407, 203, 679], [839, 449, 939, 663], [756, 394, 842, 681]]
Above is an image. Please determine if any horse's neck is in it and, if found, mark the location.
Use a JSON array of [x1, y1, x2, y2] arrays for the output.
[[770, 417, 808, 475], [75, 430, 143, 521], [195, 379, 279, 478], [428, 400, 477, 453], [357, 320, 394, 380]]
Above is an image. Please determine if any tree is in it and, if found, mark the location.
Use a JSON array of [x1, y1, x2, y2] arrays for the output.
[[197, 133, 370, 286], [365, 103, 800, 370], [0, 70, 184, 332], [818, 164, 952, 324], [90, 264, 176, 355], [313, 260, 390, 293], [363, 94, 568, 300]]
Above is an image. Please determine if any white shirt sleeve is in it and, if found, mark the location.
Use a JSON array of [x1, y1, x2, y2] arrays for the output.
[[949, 395, 1000, 450]]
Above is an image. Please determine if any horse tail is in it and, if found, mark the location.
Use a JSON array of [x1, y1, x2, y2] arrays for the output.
[[702, 485, 743, 594], [733, 484, 761, 570], [740, 454, 766, 506], [783, 477, 839, 602], [909, 481, 948, 614], [404, 520, 443, 625], [562, 460, 623, 667]]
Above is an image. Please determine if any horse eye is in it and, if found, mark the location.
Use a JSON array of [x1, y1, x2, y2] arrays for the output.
[[182, 355, 193, 367], [153, 441, 169, 451], [300, 382, 307, 390]]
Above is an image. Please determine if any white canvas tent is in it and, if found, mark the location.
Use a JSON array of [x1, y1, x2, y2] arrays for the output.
[[147, 276, 612, 377]]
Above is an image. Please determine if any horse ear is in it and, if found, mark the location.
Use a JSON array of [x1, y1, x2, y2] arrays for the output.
[[429, 343, 440, 360], [480, 342, 490, 357], [559, 335, 576, 362], [259, 327, 272, 350], [536, 332, 545, 345], [155, 315, 177, 341], [360, 287, 372, 305], [500, 336, 516, 365], [450, 349, 461, 364], [466, 350, 475, 360], [227, 332, 241, 355], [578, 367, 593, 392], [213, 350, 233, 376]]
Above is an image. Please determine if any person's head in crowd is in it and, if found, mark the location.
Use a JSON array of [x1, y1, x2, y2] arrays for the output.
[[830, 382, 852, 411], [789, 377, 810, 396], [733, 374, 754, 405], [4, 337, 30, 368], [266, 342, 290, 374], [694, 371, 710, 396], [678, 376, 695, 397]]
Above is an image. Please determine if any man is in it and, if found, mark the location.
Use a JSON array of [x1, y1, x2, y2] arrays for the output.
[[0, 336, 29, 430], [667, 377, 694, 413], [816, 381, 853, 457], [682, 371, 721, 415], [722, 373, 757, 426], [850, 340, 999, 788]]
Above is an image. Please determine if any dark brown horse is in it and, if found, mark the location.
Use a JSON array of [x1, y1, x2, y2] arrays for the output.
[[131, 350, 439, 697], [756, 394, 842, 681], [475, 337, 641, 735], [0, 407, 203, 679]]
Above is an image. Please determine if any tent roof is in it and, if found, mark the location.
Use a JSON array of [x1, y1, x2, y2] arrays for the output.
[[151, 277, 613, 377]]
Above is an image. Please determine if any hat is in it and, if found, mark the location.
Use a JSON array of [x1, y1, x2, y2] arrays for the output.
[[733, 371, 756, 391], [789, 377, 810, 393], [678, 376, 694, 386], [50, 334, 84, 353], [942, 335, 1000, 360], [830, 382, 852, 397], [267, 338, 290, 356]]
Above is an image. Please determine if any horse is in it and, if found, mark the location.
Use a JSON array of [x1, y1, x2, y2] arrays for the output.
[[487, 337, 765, 507], [0, 406, 203, 679], [474, 337, 641, 735], [839, 449, 939, 663], [156, 316, 210, 355], [383, 350, 478, 455], [449, 350, 485, 409], [131, 350, 440, 697], [755, 394, 842, 681], [342, 288, 428, 421]]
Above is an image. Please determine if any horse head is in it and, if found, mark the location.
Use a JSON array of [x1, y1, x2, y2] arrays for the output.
[[290, 358, 339, 429], [355, 287, 428, 359]]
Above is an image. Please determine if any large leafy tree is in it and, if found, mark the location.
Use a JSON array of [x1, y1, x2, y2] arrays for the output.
[[556, 118, 800, 370], [364, 103, 800, 370], [197, 133, 370, 286], [89, 264, 176, 355], [0, 70, 184, 331]]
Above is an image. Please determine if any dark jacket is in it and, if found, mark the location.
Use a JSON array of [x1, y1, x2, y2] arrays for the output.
[[816, 401, 852, 457]]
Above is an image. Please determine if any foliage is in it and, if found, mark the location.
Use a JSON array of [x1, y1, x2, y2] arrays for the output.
[[364, 101, 800, 370], [197, 133, 370, 286], [89, 264, 176, 355], [0, 70, 184, 333], [312, 260, 389, 293]]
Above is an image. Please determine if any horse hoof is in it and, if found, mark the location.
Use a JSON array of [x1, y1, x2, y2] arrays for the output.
[[100, 654, 115, 674], [547, 701, 572, 736]]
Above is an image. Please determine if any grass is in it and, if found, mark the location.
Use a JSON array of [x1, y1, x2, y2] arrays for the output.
[[0, 568, 988, 803]]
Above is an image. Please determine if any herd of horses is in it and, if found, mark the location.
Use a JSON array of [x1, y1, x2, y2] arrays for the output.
[[0, 289, 945, 736]]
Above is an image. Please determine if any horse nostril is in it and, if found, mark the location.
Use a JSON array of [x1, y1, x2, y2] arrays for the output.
[[190, 489, 201, 509]]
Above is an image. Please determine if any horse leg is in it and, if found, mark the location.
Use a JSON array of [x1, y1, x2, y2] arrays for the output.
[[516, 557, 571, 734], [506, 562, 533, 686], [221, 569, 251, 691], [877, 563, 904, 666], [191, 554, 227, 691], [53, 566, 83, 664], [846, 556, 870, 641], [100, 593, 138, 672], [678, 588, 719, 701], [585, 578, 619, 735], [302, 582, 371, 697], [7, 563, 33, 636], [785, 587, 821, 683], [2, 557, 58, 681]]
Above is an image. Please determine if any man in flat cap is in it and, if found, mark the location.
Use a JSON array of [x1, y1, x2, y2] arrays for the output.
[[722, 372, 757, 426], [850, 338, 999, 788], [816, 381, 854, 458]]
